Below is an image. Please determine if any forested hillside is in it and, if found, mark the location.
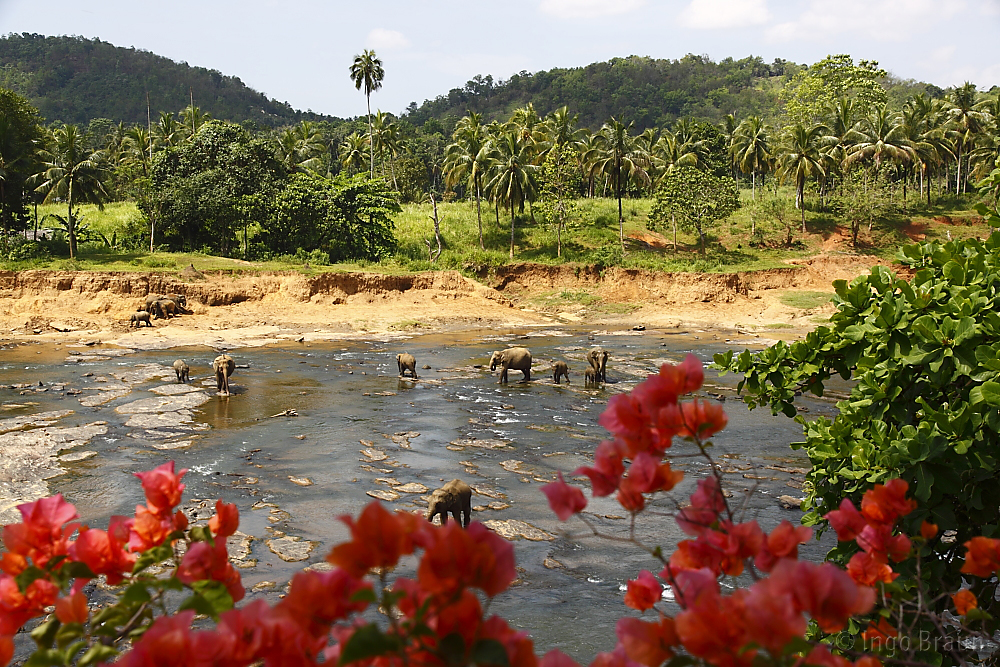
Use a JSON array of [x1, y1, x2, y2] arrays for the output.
[[0, 33, 338, 126]]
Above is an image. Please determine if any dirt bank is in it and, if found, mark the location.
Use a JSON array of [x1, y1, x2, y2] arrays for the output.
[[0, 254, 887, 347]]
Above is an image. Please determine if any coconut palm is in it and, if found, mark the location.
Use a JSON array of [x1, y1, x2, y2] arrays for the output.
[[775, 123, 831, 233], [946, 82, 989, 194], [32, 124, 109, 258], [732, 116, 771, 199], [444, 111, 489, 249], [179, 105, 211, 139], [276, 122, 326, 175], [349, 50, 385, 178], [970, 94, 1000, 183], [124, 126, 153, 176], [651, 129, 701, 185], [590, 118, 650, 250], [153, 112, 185, 148], [844, 106, 915, 173], [484, 129, 536, 258], [545, 106, 586, 150], [339, 133, 368, 173]]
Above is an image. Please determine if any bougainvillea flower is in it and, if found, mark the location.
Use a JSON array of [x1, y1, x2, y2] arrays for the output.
[[277, 569, 371, 639], [825, 498, 868, 542], [854, 658, 883, 667], [847, 551, 897, 586], [0, 553, 26, 577], [54, 591, 89, 625], [668, 567, 719, 608], [769, 560, 875, 633], [478, 615, 537, 667], [540, 649, 581, 667], [668, 539, 723, 576], [2, 494, 78, 569], [0, 574, 59, 635], [803, 644, 853, 667], [861, 617, 898, 644], [961, 537, 1000, 578], [626, 453, 684, 495], [69, 518, 136, 586], [127, 505, 174, 553], [860, 479, 916, 526], [919, 521, 938, 540], [675, 400, 728, 440], [0, 635, 11, 667], [134, 462, 188, 517], [616, 483, 646, 513], [208, 500, 239, 540], [116, 610, 195, 667], [589, 645, 644, 667], [574, 441, 625, 497], [418, 521, 516, 597], [675, 477, 727, 536], [327, 502, 419, 577], [616, 615, 677, 667], [624, 570, 662, 611], [542, 473, 587, 521], [675, 589, 753, 667], [755, 521, 813, 572], [741, 584, 806, 655], [953, 589, 978, 615], [177, 540, 245, 603]]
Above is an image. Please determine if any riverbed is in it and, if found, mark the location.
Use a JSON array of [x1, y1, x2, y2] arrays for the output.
[[0, 327, 839, 661]]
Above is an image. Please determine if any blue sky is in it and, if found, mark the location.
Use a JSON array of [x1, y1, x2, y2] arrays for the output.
[[1, 0, 998, 118]]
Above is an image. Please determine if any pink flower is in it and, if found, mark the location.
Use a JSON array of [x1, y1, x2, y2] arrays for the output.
[[541, 473, 587, 521], [624, 570, 662, 611]]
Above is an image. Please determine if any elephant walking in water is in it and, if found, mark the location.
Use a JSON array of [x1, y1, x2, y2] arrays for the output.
[[173, 360, 190, 383], [586, 347, 609, 383], [553, 361, 570, 384], [213, 354, 235, 395], [396, 353, 418, 378], [426, 479, 473, 527], [490, 347, 532, 383]]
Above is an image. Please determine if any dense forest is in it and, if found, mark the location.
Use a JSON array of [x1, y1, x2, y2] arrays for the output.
[[0, 33, 337, 127]]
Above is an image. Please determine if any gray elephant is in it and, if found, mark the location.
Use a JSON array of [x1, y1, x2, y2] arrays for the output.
[[586, 347, 609, 383], [173, 359, 190, 383], [396, 353, 418, 378], [553, 361, 570, 384], [584, 368, 598, 386], [490, 347, 532, 384], [166, 293, 189, 312], [144, 294, 164, 312], [151, 299, 177, 319], [213, 354, 235, 395], [129, 311, 152, 328], [426, 479, 473, 528]]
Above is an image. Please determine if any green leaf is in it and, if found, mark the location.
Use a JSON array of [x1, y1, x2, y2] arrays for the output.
[[133, 544, 174, 573], [78, 644, 119, 667], [471, 639, 510, 667], [438, 632, 466, 667], [122, 582, 152, 605], [188, 525, 214, 543], [24, 648, 65, 667], [15, 566, 48, 592], [178, 581, 234, 620], [30, 617, 60, 649], [964, 607, 993, 622], [54, 622, 85, 648], [350, 587, 377, 605], [339, 624, 400, 665], [60, 561, 97, 581], [974, 381, 1000, 406]]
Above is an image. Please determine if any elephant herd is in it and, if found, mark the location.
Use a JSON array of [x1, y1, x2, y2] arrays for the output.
[[397, 346, 610, 387], [171, 354, 236, 396], [127, 293, 191, 328]]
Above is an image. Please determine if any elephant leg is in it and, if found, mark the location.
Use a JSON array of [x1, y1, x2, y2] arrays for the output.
[[439, 511, 448, 525], [524, 367, 531, 381], [450, 507, 462, 525], [462, 500, 471, 527]]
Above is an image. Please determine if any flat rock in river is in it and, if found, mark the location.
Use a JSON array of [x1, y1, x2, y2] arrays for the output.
[[115, 393, 211, 414], [266, 536, 316, 562], [149, 384, 206, 396], [483, 519, 554, 541]]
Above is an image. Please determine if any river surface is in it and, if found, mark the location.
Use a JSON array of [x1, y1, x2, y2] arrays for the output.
[[0, 327, 840, 661]]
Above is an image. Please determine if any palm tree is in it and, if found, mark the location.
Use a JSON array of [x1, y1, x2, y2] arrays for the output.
[[179, 105, 211, 139], [947, 82, 988, 194], [651, 129, 701, 185], [970, 93, 1000, 183], [844, 106, 914, 174], [775, 123, 831, 233], [153, 112, 184, 148], [590, 118, 650, 250], [636, 128, 660, 194], [339, 133, 368, 173], [125, 126, 153, 176], [484, 129, 536, 258], [545, 106, 586, 150], [444, 111, 489, 249], [0, 115, 38, 236], [349, 49, 385, 178], [732, 116, 771, 199], [33, 125, 109, 258]]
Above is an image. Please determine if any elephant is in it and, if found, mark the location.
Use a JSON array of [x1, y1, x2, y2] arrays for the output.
[[426, 479, 473, 528], [396, 353, 418, 378], [144, 294, 164, 312], [584, 368, 598, 386], [586, 347, 609, 383], [173, 359, 190, 383], [553, 361, 570, 384], [151, 299, 177, 320], [166, 293, 189, 311], [213, 354, 235, 395], [129, 311, 152, 328], [490, 347, 532, 384]]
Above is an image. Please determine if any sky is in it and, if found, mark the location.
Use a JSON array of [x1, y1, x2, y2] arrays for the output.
[[1, 0, 998, 119]]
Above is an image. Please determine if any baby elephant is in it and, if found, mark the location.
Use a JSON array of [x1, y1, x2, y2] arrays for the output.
[[585, 368, 598, 386], [129, 311, 152, 328], [396, 353, 418, 378], [173, 359, 190, 383], [426, 479, 473, 528], [586, 347, 609, 383], [553, 361, 570, 384]]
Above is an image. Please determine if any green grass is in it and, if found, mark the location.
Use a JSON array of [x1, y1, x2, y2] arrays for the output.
[[779, 291, 834, 310]]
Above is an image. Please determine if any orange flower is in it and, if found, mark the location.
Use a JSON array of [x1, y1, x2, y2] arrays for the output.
[[574, 440, 625, 497], [825, 499, 867, 542], [860, 479, 916, 526], [616, 615, 677, 667], [541, 473, 587, 521], [1, 494, 78, 569], [803, 645, 852, 667], [0, 635, 11, 667], [208, 500, 239, 539], [116, 611, 194, 667], [742, 584, 807, 655], [847, 552, 897, 586], [626, 453, 684, 494], [133, 461, 187, 517], [540, 649, 580, 667], [861, 617, 898, 643], [327, 502, 419, 577], [961, 537, 1000, 578], [676, 400, 728, 440], [755, 521, 813, 572], [769, 560, 875, 633], [418, 522, 515, 598], [0, 574, 59, 635], [278, 569, 371, 640], [69, 518, 136, 586], [54, 591, 89, 625], [919, 521, 938, 540], [624, 570, 662, 611], [953, 589, 978, 615], [854, 658, 883, 667], [127, 505, 174, 552]]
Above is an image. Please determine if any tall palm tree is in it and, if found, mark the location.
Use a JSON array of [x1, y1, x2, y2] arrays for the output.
[[776, 123, 831, 233], [484, 130, 536, 258], [590, 118, 650, 250], [444, 111, 489, 249], [970, 94, 1000, 183], [33, 125, 109, 258], [947, 82, 988, 194], [844, 106, 914, 174], [153, 112, 184, 148], [124, 126, 153, 177], [720, 113, 739, 182], [636, 128, 660, 194], [651, 129, 701, 185], [338, 133, 368, 173], [732, 116, 771, 199], [349, 49, 385, 178], [179, 105, 211, 139], [545, 106, 586, 150]]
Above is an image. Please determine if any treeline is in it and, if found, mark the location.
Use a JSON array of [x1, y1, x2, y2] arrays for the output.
[[0, 33, 336, 127]]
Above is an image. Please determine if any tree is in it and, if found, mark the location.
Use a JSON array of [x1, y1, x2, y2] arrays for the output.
[[349, 49, 385, 178], [32, 124, 109, 258], [649, 166, 739, 253], [782, 54, 887, 124], [444, 111, 489, 249], [0, 88, 42, 237], [844, 105, 914, 175], [830, 167, 892, 246], [338, 133, 367, 174], [775, 123, 831, 233], [731, 116, 770, 200], [946, 82, 989, 194], [536, 145, 580, 257], [484, 130, 536, 259], [590, 118, 649, 251]]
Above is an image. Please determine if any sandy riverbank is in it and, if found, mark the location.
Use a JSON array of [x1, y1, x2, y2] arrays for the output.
[[0, 254, 886, 348]]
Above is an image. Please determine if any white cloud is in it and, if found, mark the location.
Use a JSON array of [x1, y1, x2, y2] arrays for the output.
[[678, 0, 770, 29], [766, 0, 966, 43], [365, 28, 410, 51], [538, 0, 646, 19]]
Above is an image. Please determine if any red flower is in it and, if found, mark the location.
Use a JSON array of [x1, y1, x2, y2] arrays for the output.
[[825, 499, 867, 542], [847, 552, 897, 586], [540, 649, 581, 667], [541, 473, 587, 521], [919, 521, 938, 540], [676, 477, 726, 536], [177, 541, 245, 603], [616, 615, 677, 667], [327, 502, 419, 577], [626, 453, 684, 494], [278, 569, 371, 640], [861, 617, 898, 644], [69, 517, 136, 586], [624, 570, 662, 611], [0, 574, 59, 635], [574, 441, 625, 497], [616, 483, 646, 513], [742, 584, 806, 655], [54, 591, 89, 625], [116, 611, 194, 667], [127, 505, 174, 553], [589, 645, 644, 667], [770, 560, 875, 633], [668, 539, 723, 575], [134, 461, 188, 517], [804, 645, 852, 667], [675, 589, 753, 667], [209, 500, 239, 539], [755, 521, 813, 572], [860, 479, 915, 526], [961, 537, 1000, 578], [676, 400, 728, 440], [2, 494, 78, 569], [0, 635, 11, 667], [953, 589, 977, 615], [418, 522, 516, 598]]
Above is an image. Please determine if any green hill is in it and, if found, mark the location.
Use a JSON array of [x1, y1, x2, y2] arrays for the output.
[[0, 33, 339, 126]]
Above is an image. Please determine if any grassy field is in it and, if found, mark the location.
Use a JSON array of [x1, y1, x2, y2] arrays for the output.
[[5, 190, 988, 275]]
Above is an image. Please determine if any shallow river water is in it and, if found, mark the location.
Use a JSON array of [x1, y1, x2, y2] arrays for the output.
[[0, 327, 840, 661]]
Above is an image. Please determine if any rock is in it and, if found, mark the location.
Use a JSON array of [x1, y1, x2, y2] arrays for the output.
[[149, 384, 206, 396], [288, 476, 313, 486], [484, 519, 554, 542], [395, 482, 428, 494], [115, 392, 211, 414], [59, 450, 97, 462], [251, 581, 277, 592], [422, 365, 431, 369], [778, 495, 804, 510], [360, 448, 388, 461], [265, 536, 316, 562], [543, 558, 564, 569], [49, 322, 79, 332], [366, 489, 400, 502], [151, 440, 194, 450]]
